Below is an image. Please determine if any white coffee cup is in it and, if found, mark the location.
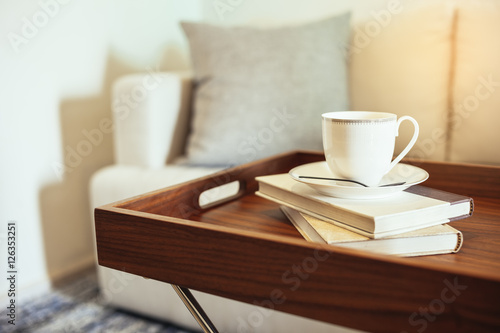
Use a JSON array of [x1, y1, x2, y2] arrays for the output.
[[322, 111, 419, 186]]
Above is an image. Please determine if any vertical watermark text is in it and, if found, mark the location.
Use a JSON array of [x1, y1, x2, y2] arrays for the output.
[[5, 221, 18, 326]]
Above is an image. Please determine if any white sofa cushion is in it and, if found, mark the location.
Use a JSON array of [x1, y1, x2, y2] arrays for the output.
[[349, 0, 456, 161], [449, 0, 500, 165], [180, 13, 351, 166]]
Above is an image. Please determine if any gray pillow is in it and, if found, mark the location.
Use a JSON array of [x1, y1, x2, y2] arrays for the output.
[[181, 13, 351, 166]]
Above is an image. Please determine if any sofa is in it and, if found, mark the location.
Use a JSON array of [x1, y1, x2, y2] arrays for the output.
[[90, 1, 500, 332]]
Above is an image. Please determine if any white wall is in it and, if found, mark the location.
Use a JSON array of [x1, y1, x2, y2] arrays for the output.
[[0, 0, 202, 302]]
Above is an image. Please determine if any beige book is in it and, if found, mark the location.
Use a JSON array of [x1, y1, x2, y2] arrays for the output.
[[281, 206, 463, 257]]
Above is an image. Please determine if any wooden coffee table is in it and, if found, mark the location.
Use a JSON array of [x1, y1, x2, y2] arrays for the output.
[[94, 151, 500, 333]]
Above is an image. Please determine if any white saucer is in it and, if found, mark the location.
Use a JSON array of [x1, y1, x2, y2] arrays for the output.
[[289, 162, 429, 199]]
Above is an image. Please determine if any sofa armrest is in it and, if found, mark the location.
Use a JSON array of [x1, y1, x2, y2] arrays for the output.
[[112, 70, 193, 167]]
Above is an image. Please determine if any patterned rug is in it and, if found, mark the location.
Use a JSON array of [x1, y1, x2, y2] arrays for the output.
[[0, 272, 200, 333]]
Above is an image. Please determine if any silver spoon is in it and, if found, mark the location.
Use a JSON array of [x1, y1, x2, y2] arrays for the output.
[[298, 176, 406, 188]]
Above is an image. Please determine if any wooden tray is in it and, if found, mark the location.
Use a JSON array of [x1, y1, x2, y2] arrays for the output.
[[95, 151, 500, 333]]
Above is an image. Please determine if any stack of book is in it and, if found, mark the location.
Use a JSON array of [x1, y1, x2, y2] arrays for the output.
[[255, 173, 474, 257]]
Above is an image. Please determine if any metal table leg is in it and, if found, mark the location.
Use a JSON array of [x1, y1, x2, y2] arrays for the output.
[[171, 284, 219, 333]]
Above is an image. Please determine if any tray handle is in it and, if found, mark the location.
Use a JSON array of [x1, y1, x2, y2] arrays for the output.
[[116, 151, 325, 217], [198, 179, 247, 209]]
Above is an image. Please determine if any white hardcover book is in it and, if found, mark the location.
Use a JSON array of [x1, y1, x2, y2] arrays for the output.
[[256, 173, 473, 238]]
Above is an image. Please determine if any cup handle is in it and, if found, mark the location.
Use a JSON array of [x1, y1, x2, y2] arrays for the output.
[[387, 116, 419, 173]]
